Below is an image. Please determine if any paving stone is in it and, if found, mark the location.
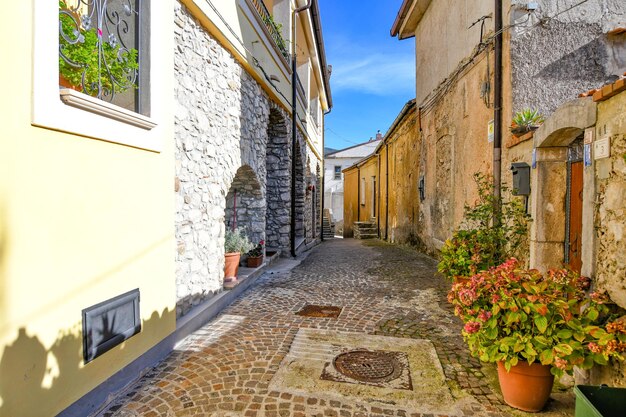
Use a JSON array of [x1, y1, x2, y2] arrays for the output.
[[99, 239, 574, 417]]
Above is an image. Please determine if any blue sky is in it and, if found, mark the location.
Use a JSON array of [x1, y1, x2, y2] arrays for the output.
[[318, 0, 415, 150]]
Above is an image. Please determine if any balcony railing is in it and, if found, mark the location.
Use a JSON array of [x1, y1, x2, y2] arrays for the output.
[[248, 0, 290, 62]]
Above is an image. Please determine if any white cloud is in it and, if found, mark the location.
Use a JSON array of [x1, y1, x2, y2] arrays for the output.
[[330, 54, 415, 95]]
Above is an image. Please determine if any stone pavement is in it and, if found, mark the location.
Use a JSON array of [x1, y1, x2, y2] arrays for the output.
[[99, 239, 574, 417]]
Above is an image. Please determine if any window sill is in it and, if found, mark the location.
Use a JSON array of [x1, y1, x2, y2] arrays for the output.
[[60, 89, 156, 131]]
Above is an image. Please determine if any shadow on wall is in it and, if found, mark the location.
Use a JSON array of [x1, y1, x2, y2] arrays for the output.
[[0, 205, 7, 336], [0, 309, 173, 417]]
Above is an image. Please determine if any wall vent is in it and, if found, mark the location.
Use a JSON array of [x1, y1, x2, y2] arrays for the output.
[[82, 289, 141, 363]]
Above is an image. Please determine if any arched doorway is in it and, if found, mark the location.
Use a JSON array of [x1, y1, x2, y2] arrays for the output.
[[529, 98, 596, 274], [225, 165, 264, 245], [265, 109, 290, 250]]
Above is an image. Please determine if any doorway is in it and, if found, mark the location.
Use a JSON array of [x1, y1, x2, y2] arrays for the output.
[[565, 138, 583, 273]]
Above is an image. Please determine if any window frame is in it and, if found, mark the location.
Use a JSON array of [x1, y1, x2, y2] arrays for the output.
[[33, 0, 165, 151], [334, 165, 342, 180]]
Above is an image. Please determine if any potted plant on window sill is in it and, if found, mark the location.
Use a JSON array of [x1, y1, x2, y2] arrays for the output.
[[448, 259, 626, 412], [246, 240, 265, 268], [510, 108, 544, 136], [59, 0, 138, 98], [224, 228, 254, 283]]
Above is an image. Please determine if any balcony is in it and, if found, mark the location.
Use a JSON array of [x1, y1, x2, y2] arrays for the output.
[[246, 0, 290, 62]]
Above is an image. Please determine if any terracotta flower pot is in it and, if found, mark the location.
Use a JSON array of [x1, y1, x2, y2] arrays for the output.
[[497, 361, 554, 412], [224, 252, 241, 282], [246, 256, 263, 268]]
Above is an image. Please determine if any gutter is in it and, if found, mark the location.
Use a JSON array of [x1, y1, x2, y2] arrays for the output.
[[310, 1, 333, 109]]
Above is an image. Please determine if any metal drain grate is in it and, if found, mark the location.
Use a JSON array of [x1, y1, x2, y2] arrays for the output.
[[295, 304, 342, 318], [320, 349, 413, 390], [334, 350, 401, 383]]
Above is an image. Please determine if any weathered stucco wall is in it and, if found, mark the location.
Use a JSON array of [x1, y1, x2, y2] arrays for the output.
[[413, 0, 494, 104], [418, 51, 495, 253], [595, 91, 626, 309], [385, 110, 420, 246], [342, 168, 359, 237], [510, 0, 626, 116]]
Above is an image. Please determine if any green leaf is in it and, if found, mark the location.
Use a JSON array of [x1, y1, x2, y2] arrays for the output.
[[535, 316, 548, 333], [539, 349, 554, 365], [554, 344, 574, 356], [586, 308, 599, 321], [556, 329, 573, 339]]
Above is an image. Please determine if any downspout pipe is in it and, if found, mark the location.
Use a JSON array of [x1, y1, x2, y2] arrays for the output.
[[493, 0, 503, 209], [320, 107, 332, 242], [385, 143, 389, 240], [291, 0, 313, 257]]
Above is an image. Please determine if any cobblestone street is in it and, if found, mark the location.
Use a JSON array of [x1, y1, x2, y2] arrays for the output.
[[101, 239, 574, 417]]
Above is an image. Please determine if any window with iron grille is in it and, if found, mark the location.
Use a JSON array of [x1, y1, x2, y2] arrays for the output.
[[58, 0, 150, 115]]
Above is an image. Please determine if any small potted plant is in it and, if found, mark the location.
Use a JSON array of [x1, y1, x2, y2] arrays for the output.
[[448, 259, 626, 412], [510, 108, 544, 136], [246, 240, 265, 268], [224, 228, 254, 282]]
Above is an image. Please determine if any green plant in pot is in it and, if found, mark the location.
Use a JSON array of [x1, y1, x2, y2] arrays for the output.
[[58, 0, 138, 98], [224, 228, 254, 282], [438, 172, 530, 283], [245, 240, 265, 268], [511, 108, 544, 135], [448, 259, 626, 412]]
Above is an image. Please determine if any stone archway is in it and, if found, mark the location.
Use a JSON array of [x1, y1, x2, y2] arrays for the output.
[[529, 98, 596, 273], [265, 108, 291, 250], [294, 140, 306, 240], [225, 165, 264, 245]]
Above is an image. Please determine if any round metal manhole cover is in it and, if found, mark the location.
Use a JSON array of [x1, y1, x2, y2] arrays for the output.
[[333, 350, 402, 383]]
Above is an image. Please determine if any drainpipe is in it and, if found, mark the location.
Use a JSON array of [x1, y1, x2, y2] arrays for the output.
[[377, 153, 381, 237], [493, 0, 503, 208], [291, 0, 313, 257], [385, 143, 389, 240], [320, 109, 331, 242], [357, 167, 361, 221]]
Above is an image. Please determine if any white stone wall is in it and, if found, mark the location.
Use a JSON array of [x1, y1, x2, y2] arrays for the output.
[[174, 2, 271, 317], [173, 2, 320, 317]]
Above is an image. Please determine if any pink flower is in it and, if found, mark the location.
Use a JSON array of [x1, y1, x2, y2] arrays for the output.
[[491, 294, 501, 304], [554, 357, 568, 370], [588, 342, 602, 353], [478, 310, 492, 322], [464, 321, 481, 334]]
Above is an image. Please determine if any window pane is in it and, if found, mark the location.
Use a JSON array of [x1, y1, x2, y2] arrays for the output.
[[59, 0, 145, 113]]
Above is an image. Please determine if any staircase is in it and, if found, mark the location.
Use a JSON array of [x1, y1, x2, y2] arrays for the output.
[[322, 209, 335, 239], [353, 220, 378, 239]]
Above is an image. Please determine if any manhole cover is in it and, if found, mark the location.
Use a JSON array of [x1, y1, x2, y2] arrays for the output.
[[334, 350, 401, 383], [296, 304, 342, 318], [320, 349, 413, 390]]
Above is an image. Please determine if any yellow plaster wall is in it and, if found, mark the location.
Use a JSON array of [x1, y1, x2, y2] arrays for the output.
[[357, 158, 379, 224], [0, 2, 175, 416], [342, 168, 359, 237]]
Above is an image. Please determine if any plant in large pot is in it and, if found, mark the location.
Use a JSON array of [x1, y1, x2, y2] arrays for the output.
[[448, 259, 626, 412], [438, 172, 530, 283], [224, 228, 254, 283]]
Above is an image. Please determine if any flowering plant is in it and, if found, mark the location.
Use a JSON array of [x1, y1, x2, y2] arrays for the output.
[[438, 173, 530, 281], [246, 240, 265, 258], [448, 259, 626, 377]]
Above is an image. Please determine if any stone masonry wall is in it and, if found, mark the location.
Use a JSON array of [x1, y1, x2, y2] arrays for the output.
[[510, 0, 626, 116], [174, 2, 272, 317]]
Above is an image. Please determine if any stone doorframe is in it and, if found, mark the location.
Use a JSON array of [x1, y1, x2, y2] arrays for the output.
[[529, 98, 597, 275]]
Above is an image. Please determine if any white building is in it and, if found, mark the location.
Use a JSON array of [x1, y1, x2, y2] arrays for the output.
[[324, 134, 382, 225]]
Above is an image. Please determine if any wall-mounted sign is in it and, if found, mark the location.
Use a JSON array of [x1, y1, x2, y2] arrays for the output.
[[594, 137, 611, 160], [584, 143, 592, 167], [584, 128, 594, 144], [488, 120, 494, 143]]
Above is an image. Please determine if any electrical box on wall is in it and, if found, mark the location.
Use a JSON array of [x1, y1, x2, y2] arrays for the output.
[[511, 162, 531, 196]]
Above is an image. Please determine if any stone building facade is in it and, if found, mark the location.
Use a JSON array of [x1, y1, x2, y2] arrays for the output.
[[173, 1, 328, 318]]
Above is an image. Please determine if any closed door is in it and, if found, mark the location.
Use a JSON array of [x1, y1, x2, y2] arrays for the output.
[[567, 161, 583, 273]]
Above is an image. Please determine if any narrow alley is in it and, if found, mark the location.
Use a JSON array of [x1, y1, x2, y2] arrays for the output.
[[100, 240, 573, 417]]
